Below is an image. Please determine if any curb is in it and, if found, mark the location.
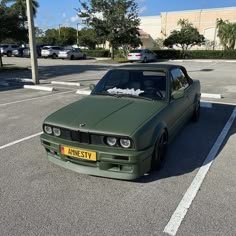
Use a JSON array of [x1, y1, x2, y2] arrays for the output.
[[76, 89, 90, 95], [51, 81, 81, 86], [201, 93, 222, 99], [24, 85, 54, 92]]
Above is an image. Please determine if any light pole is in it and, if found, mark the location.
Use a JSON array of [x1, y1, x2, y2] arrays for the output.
[[59, 24, 62, 43], [77, 23, 80, 46], [26, 0, 39, 84]]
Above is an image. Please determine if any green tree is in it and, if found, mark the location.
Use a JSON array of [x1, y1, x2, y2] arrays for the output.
[[216, 19, 236, 50], [77, 0, 141, 59], [77, 28, 100, 49], [42, 28, 58, 45], [164, 19, 205, 55], [0, 3, 27, 67], [59, 27, 77, 45], [2, 0, 39, 18]]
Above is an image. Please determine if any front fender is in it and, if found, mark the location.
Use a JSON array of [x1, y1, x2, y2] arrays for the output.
[[132, 120, 167, 151]]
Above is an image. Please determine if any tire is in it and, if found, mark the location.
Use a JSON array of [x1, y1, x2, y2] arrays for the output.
[[83, 54, 86, 59], [70, 55, 74, 60], [151, 131, 168, 171], [52, 53, 57, 59], [7, 51, 12, 57], [143, 57, 147, 63], [192, 100, 200, 122]]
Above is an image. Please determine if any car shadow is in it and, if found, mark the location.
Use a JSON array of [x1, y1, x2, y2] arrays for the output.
[[0, 64, 112, 92], [135, 103, 235, 183]]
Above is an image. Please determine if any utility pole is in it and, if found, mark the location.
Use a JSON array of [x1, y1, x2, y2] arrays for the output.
[[77, 23, 80, 45], [59, 24, 62, 43], [26, 0, 39, 84]]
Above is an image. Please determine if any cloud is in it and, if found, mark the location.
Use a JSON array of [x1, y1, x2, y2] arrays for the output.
[[139, 6, 147, 14], [70, 15, 79, 23], [62, 12, 66, 18]]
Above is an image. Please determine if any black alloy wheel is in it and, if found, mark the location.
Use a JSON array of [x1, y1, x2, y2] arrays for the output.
[[151, 132, 168, 170], [192, 100, 200, 122]]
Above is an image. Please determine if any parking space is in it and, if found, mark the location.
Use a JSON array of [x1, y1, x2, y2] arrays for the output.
[[0, 57, 236, 236]]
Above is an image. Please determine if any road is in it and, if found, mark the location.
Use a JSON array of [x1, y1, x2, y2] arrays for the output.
[[0, 57, 236, 236]]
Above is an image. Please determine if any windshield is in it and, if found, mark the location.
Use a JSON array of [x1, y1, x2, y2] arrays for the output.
[[92, 69, 167, 100]]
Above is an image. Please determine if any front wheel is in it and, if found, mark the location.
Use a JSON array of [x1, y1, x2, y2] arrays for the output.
[[151, 132, 168, 171], [192, 100, 200, 122], [52, 53, 57, 59]]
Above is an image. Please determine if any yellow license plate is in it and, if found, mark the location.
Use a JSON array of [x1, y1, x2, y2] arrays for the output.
[[61, 146, 96, 161]]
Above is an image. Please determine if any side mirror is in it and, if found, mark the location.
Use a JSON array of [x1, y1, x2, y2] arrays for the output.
[[89, 84, 95, 91], [172, 90, 184, 99]]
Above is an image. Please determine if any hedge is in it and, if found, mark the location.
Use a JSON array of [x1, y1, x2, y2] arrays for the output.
[[152, 49, 236, 59], [83, 49, 110, 57], [83, 49, 236, 59]]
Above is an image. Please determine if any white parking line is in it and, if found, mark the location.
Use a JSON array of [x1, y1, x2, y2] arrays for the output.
[[0, 90, 75, 107], [0, 132, 43, 150], [163, 107, 236, 236], [200, 101, 212, 108]]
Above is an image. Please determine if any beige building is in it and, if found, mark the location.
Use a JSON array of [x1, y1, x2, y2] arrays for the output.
[[140, 6, 236, 49]]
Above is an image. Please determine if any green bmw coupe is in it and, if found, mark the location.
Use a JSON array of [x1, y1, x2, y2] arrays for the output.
[[40, 64, 200, 180]]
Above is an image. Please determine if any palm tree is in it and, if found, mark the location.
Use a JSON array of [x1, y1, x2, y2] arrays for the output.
[[2, 0, 39, 18], [216, 19, 236, 50]]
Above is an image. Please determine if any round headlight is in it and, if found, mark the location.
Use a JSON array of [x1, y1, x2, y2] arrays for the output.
[[106, 137, 117, 146], [53, 127, 61, 137], [44, 125, 52, 134], [120, 138, 131, 148]]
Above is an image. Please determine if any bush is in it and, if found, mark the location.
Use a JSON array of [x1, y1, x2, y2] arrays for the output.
[[83, 49, 110, 57], [152, 49, 182, 59], [152, 49, 236, 59]]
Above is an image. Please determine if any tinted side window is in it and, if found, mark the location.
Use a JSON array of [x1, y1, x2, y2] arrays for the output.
[[171, 68, 189, 91]]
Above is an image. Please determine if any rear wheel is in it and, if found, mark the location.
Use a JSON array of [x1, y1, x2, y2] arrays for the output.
[[70, 55, 74, 60], [192, 100, 200, 122], [151, 132, 168, 171], [143, 57, 147, 63], [52, 53, 57, 59], [7, 51, 12, 57]]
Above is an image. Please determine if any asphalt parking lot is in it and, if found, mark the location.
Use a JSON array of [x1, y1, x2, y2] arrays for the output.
[[0, 57, 236, 236]]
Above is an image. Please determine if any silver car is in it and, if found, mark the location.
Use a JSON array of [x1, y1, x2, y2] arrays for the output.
[[58, 48, 86, 60], [127, 49, 157, 63], [41, 46, 62, 59]]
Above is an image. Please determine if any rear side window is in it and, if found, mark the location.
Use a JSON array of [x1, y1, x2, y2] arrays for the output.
[[171, 68, 189, 91]]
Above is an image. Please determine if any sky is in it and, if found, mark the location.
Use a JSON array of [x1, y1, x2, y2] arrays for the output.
[[35, 0, 236, 30]]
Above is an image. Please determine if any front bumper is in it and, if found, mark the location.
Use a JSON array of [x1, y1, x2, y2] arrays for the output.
[[40, 133, 153, 180]]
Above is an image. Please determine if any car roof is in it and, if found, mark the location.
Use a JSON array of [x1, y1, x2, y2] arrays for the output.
[[118, 64, 185, 71]]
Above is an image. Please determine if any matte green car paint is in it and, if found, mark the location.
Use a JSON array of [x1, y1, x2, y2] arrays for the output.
[[40, 65, 200, 180]]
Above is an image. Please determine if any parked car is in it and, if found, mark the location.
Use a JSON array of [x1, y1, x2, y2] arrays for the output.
[[40, 64, 200, 180], [41, 46, 63, 59], [12, 47, 30, 57], [0, 44, 19, 57], [127, 49, 157, 63], [58, 48, 86, 60]]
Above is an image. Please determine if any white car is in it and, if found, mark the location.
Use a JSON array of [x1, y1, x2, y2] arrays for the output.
[[58, 48, 86, 60], [0, 44, 19, 57], [41, 46, 62, 59], [127, 49, 157, 63]]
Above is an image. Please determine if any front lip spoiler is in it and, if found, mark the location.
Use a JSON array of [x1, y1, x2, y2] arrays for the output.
[[47, 153, 147, 180]]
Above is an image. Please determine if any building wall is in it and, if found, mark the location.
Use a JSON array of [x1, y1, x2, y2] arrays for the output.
[[140, 7, 236, 49]]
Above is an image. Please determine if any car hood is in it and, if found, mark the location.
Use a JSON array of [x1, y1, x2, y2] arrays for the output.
[[44, 95, 166, 136]]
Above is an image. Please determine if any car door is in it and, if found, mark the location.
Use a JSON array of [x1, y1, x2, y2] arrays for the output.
[[167, 68, 191, 136]]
